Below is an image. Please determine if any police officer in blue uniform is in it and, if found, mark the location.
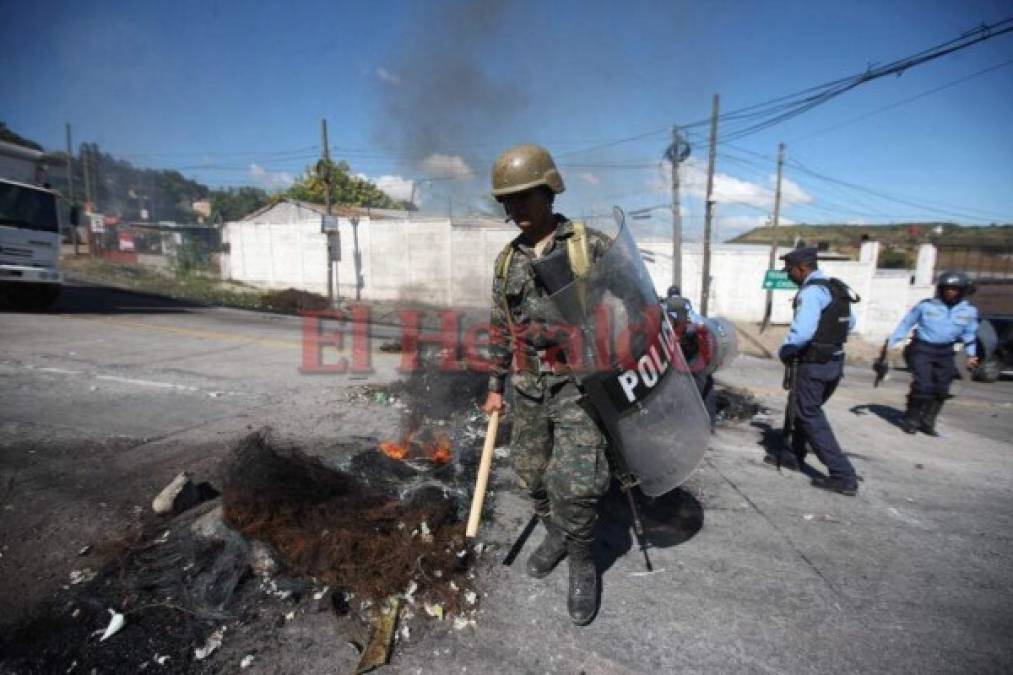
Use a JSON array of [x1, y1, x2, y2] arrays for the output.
[[888, 271, 979, 436], [777, 247, 861, 496]]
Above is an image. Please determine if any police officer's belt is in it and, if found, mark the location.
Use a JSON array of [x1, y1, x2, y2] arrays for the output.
[[800, 342, 844, 363]]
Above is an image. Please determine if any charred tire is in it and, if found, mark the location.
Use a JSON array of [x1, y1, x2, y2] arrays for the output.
[[2, 283, 61, 311], [973, 356, 1001, 383]]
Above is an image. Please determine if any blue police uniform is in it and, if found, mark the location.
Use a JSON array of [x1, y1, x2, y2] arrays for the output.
[[888, 292, 979, 434], [777, 249, 859, 491]]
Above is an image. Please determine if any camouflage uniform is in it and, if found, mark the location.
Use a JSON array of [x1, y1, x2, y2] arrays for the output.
[[488, 216, 611, 544]]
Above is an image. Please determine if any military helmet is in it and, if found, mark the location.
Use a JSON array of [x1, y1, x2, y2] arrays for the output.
[[491, 144, 565, 199], [936, 270, 974, 296]]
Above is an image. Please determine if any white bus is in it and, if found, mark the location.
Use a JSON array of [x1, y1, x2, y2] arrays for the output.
[[0, 140, 68, 310]]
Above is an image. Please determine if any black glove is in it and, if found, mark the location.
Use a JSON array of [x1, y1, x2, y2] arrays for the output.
[[778, 344, 800, 364]]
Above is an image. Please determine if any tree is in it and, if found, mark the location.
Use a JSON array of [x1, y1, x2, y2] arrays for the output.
[[208, 187, 271, 222], [285, 159, 409, 209]]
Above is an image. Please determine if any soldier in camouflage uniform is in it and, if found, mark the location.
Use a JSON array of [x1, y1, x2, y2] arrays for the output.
[[481, 144, 611, 625]]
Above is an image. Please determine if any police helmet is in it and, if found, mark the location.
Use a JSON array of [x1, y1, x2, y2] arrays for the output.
[[936, 270, 975, 295]]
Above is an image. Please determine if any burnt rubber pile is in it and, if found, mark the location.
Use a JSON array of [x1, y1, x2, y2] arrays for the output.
[[0, 430, 481, 674], [222, 432, 472, 609]]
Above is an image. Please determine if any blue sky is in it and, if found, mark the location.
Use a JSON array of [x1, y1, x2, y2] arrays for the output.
[[3, 0, 1012, 239]]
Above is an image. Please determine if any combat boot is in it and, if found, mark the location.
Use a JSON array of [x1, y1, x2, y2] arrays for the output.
[[901, 394, 926, 434], [763, 450, 800, 471], [811, 474, 859, 496], [920, 395, 945, 437], [525, 516, 567, 579], [566, 541, 598, 626]]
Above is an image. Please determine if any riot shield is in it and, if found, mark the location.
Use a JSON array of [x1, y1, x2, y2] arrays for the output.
[[548, 209, 711, 496], [695, 317, 739, 378]]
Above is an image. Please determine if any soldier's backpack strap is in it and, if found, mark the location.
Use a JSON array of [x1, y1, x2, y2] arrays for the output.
[[566, 220, 591, 312], [495, 243, 515, 282], [494, 243, 516, 334], [566, 220, 591, 279], [494, 222, 592, 330]]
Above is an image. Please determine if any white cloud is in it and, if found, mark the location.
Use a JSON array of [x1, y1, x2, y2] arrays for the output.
[[421, 153, 473, 180], [376, 67, 401, 86], [357, 173, 416, 203], [249, 164, 294, 191], [650, 160, 812, 210], [779, 177, 812, 206], [578, 171, 600, 186]]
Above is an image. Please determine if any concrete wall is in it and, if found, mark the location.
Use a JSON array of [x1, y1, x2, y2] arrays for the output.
[[223, 202, 936, 341], [222, 203, 516, 306], [640, 241, 874, 327], [639, 239, 935, 341]]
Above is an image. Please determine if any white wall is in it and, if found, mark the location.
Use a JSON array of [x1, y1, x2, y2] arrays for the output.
[[640, 241, 875, 326], [222, 203, 516, 307], [222, 202, 331, 294], [223, 203, 936, 341], [640, 239, 935, 341]]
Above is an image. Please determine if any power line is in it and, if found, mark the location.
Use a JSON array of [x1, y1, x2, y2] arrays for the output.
[[718, 146, 1012, 223], [786, 157, 1003, 223], [789, 57, 1013, 143], [556, 16, 1013, 158], [716, 18, 1013, 143]]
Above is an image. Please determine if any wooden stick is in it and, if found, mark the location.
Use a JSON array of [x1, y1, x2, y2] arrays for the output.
[[465, 410, 500, 538]]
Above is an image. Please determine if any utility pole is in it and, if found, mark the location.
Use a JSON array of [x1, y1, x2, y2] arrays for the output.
[[700, 94, 719, 317], [667, 125, 690, 291], [351, 216, 362, 301], [65, 124, 78, 254], [80, 143, 93, 255], [320, 118, 337, 305], [760, 142, 786, 333], [81, 143, 92, 211], [91, 144, 101, 213]]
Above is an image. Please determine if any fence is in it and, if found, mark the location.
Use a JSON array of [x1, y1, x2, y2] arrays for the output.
[[86, 219, 223, 275], [935, 243, 1013, 280]]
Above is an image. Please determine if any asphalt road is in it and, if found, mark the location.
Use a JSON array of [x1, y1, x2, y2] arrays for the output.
[[2, 282, 1012, 673]]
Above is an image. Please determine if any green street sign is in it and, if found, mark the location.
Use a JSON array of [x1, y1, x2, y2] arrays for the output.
[[762, 270, 798, 290]]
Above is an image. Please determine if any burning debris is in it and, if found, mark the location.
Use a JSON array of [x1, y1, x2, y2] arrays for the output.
[[221, 431, 473, 608], [379, 429, 453, 464], [713, 386, 764, 425], [0, 428, 483, 673]]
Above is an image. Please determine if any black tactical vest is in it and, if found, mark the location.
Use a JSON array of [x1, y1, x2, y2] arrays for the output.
[[792, 277, 856, 362]]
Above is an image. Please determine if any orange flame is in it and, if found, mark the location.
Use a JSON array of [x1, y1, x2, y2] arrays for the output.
[[379, 440, 410, 460], [378, 430, 452, 464], [429, 434, 452, 464]]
